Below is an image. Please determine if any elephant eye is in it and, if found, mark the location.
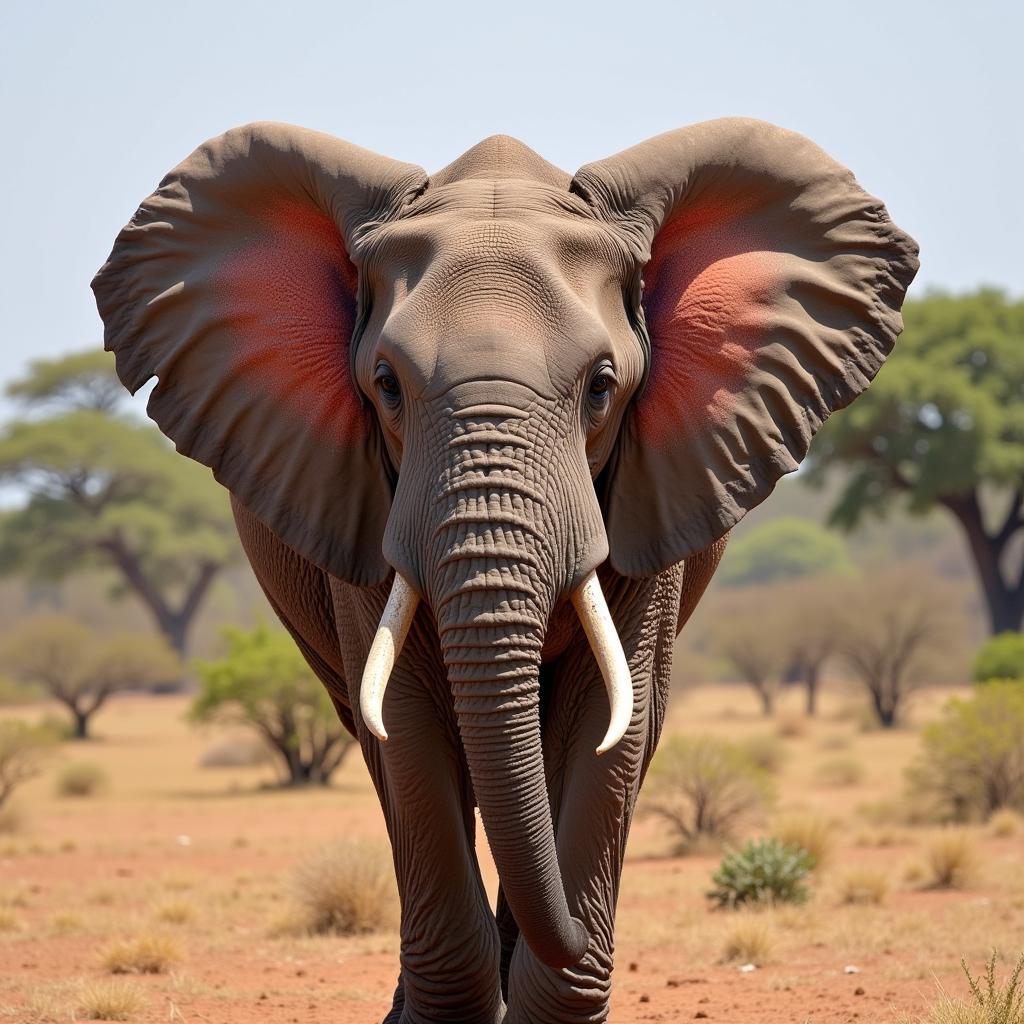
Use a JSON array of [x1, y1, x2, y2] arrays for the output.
[[588, 364, 616, 411], [374, 363, 402, 408]]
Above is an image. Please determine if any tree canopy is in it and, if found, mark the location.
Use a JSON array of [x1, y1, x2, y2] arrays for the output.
[[5, 350, 127, 414], [719, 517, 853, 588], [0, 352, 240, 655], [808, 289, 1024, 632]]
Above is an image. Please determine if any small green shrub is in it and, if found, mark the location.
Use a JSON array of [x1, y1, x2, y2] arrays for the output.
[[906, 682, 1024, 821], [641, 736, 774, 852], [56, 761, 108, 798], [708, 838, 813, 909], [974, 633, 1024, 683], [961, 951, 1024, 1022]]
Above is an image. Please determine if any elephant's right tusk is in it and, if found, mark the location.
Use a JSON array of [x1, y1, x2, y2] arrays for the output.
[[571, 570, 633, 755], [360, 572, 420, 742]]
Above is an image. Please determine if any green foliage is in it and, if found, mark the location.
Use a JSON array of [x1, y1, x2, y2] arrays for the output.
[[0, 719, 58, 808], [641, 736, 774, 851], [0, 404, 238, 654], [707, 838, 813, 909], [719, 517, 853, 587], [810, 289, 1024, 524], [906, 682, 1024, 821], [191, 625, 354, 787], [974, 633, 1024, 683], [5, 349, 125, 413]]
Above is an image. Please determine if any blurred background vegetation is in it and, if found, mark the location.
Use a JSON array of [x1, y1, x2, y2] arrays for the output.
[[0, 287, 1021, 740]]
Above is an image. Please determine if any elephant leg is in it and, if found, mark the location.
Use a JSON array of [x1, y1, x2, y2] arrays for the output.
[[504, 571, 681, 1024], [360, 663, 504, 1024]]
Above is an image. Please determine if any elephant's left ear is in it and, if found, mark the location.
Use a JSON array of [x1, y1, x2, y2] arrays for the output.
[[573, 118, 919, 577], [92, 122, 428, 585]]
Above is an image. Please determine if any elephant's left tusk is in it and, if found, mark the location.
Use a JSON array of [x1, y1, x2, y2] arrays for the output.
[[360, 572, 420, 742], [571, 570, 633, 755]]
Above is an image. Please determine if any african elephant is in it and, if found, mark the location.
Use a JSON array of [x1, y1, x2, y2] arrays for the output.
[[92, 118, 917, 1023]]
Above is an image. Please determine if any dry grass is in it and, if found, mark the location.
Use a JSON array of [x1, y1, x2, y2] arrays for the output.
[[0, 905, 19, 932], [55, 761, 108, 798], [100, 931, 183, 974], [77, 979, 144, 1020], [49, 910, 82, 935], [740, 733, 787, 773], [289, 839, 397, 936], [770, 812, 836, 869], [896, 952, 1024, 1024], [814, 756, 865, 787], [833, 865, 890, 905], [151, 898, 197, 925], [921, 829, 981, 890], [775, 713, 808, 739], [719, 913, 775, 965], [0, 802, 25, 835], [988, 809, 1024, 839]]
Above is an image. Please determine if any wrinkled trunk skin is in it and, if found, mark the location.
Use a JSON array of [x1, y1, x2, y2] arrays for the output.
[[385, 387, 604, 971]]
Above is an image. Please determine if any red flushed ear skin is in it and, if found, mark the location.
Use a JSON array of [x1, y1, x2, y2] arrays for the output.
[[92, 123, 427, 586], [576, 119, 919, 578]]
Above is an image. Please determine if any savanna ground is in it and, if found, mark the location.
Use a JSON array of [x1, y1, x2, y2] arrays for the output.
[[1, 684, 1021, 1024]]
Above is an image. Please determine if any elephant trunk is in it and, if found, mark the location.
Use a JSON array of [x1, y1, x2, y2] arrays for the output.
[[436, 570, 589, 969]]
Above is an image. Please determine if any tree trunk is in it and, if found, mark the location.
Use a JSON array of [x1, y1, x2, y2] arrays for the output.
[[805, 666, 820, 717], [944, 493, 1024, 634], [71, 707, 91, 740]]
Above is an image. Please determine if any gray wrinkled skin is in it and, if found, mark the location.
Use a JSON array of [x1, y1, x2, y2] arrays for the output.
[[93, 120, 918, 1022]]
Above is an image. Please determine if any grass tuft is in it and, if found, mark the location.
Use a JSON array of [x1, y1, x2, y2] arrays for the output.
[[815, 756, 865, 787], [719, 913, 775, 965], [77, 979, 144, 1020], [290, 840, 397, 936], [100, 931, 182, 974], [988, 809, 1024, 839], [833, 865, 890, 905], [770, 812, 836, 869], [922, 829, 981, 890], [56, 761, 108, 798], [151, 898, 197, 926]]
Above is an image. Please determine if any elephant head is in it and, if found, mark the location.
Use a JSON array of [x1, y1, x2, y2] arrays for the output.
[[92, 120, 917, 968]]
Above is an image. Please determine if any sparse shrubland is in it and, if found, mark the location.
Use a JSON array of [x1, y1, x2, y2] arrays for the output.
[[55, 760, 107, 797]]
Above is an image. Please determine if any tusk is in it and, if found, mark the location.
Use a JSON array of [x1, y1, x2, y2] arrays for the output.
[[571, 570, 633, 755], [360, 573, 419, 742]]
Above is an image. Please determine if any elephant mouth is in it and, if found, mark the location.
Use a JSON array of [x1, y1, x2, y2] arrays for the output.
[[359, 568, 632, 754]]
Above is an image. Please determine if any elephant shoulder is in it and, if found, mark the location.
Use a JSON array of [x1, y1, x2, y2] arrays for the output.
[[230, 495, 354, 733], [675, 535, 728, 635]]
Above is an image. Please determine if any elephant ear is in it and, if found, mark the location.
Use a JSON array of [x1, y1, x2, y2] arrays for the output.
[[92, 122, 427, 586], [573, 118, 919, 577]]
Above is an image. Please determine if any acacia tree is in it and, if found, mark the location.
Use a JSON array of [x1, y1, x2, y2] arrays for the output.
[[191, 625, 354, 787], [774, 576, 842, 716], [837, 570, 961, 728], [719, 517, 853, 588], [0, 351, 240, 656], [808, 289, 1024, 633], [2, 616, 181, 738]]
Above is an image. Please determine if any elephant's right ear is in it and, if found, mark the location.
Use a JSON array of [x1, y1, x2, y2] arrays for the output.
[[92, 122, 427, 586]]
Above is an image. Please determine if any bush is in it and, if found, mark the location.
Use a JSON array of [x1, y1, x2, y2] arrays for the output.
[[290, 840, 397, 935], [642, 736, 774, 852], [708, 838, 813, 909], [815, 756, 865, 787], [989, 809, 1024, 838], [198, 733, 270, 769], [906, 682, 1024, 821], [974, 633, 1024, 683], [56, 761, 107, 798], [0, 719, 57, 809], [769, 813, 836, 869]]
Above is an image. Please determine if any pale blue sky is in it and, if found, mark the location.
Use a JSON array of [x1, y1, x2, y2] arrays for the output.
[[1, 0, 1021, 408]]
